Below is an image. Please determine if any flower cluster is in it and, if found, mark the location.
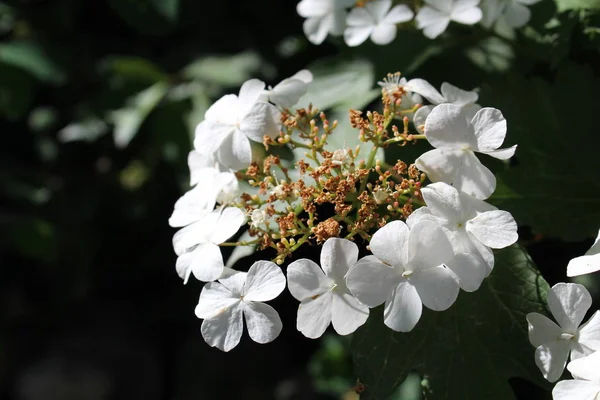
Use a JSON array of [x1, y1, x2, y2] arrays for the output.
[[296, 0, 541, 43], [168, 69, 524, 351]]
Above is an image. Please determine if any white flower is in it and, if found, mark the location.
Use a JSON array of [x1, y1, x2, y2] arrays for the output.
[[553, 351, 600, 400], [567, 229, 600, 277], [407, 182, 518, 290], [415, 104, 517, 199], [526, 283, 600, 382], [416, 0, 483, 39], [377, 73, 423, 116], [168, 169, 238, 228], [287, 238, 369, 338], [297, 0, 355, 45], [195, 261, 286, 352], [173, 207, 245, 283], [250, 208, 268, 228], [331, 148, 351, 166], [194, 79, 280, 171], [261, 70, 313, 109], [187, 150, 228, 186], [481, 0, 541, 29], [344, 0, 414, 47], [346, 220, 461, 332]]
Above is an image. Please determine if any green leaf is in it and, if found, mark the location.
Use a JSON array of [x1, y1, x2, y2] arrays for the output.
[[0, 41, 65, 84], [182, 51, 262, 87], [555, 0, 600, 12], [149, 0, 179, 21], [0, 64, 35, 119], [102, 56, 167, 84], [352, 245, 551, 400], [484, 62, 600, 241]]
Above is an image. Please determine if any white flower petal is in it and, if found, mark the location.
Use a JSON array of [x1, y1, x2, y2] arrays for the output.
[[384, 280, 422, 332], [421, 182, 463, 224], [346, 255, 400, 307], [440, 82, 478, 106], [383, 4, 415, 23], [297, 0, 330, 18], [287, 259, 332, 300], [455, 150, 497, 199], [243, 261, 286, 302], [450, 5, 482, 24], [548, 283, 592, 332], [331, 292, 369, 335], [567, 350, 600, 382], [346, 6, 375, 26], [243, 302, 283, 344], [425, 0, 453, 13], [408, 220, 455, 271], [169, 190, 213, 228], [200, 305, 244, 352], [217, 128, 252, 171], [466, 210, 518, 248], [329, 9, 349, 36], [445, 252, 487, 291], [290, 69, 313, 84], [578, 310, 600, 351], [413, 105, 433, 133], [269, 79, 309, 109], [173, 217, 214, 255], [241, 102, 280, 142], [366, 0, 392, 20], [526, 312, 563, 347], [194, 120, 235, 154], [412, 265, 459, 311], [405, 205, 437, 228], [567, 230, 600, 277], [320, 238, 359, 283], [195, 282, 239, 319], [425, 103, 476, 149], [552, 380, 600, 400], [416, 7, 450, 39], [219, 270, 247, 296], [484, 145, 517, 160], [303, 17, 330, 45], [209, 207, 245, 244], [370, 220, 410, 267], [297, 291, 333, 338], [405, 78, 445, 104], [471, 107, 507, 152], [204, 94, 239, 125], [534, 341, 571, 382], [344, 26, 373, 46], [238, 79, 266, 117], [370, 23, 397, 45], [503, 1, 531, 28], [188, 242, 225, 282]]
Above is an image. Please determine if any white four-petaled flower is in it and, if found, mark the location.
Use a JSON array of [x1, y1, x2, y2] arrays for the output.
[[173, 207, 245, 283], [195, 261, 286, 352], [297, 0, 355, 45], [194, 79, 280, 171], [344, 0, 414, 47], [346, 220, 461, 332], [407, 182, 518, 290], [415, 103, 517, 199], [416, 0, 483, 39], [526, 283, 600, 382], [287, 238, 369, 338], [567, 229, 600, 277], [553, 350, 600, 400]]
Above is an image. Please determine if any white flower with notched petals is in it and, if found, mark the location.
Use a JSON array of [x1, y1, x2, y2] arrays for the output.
[[415, 104, 517, 199], [416, 0, 483, 39], [261, 70, 313, 109], [195, 261, 286, 352], [553, 351, 600, 400], [346, 220, 462, 332], [173, 207, 245, 283], [481, 0, 541, 29], [567, 229, 600, 277], [194, 79, 280, 171], [526, 283, 600, 382], [344, 0, 414, 47], [287, 238, 369, 338], [407, 182, 517, 290], [297, 0, 355, 45]]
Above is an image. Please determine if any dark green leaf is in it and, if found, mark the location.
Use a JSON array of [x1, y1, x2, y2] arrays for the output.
[[102, 56, 167, 84], [554, 0, 600, 12], [484, 62, 600, 241], [0, 64, 35, 119], [0, 41, 65, 84], [352, 245, 551, 400]]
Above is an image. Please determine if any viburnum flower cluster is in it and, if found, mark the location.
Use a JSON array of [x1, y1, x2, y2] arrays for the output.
[[168, 69, 523, 351], [296, 0, 541, 44]]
